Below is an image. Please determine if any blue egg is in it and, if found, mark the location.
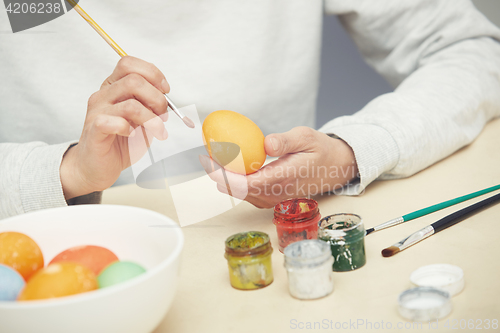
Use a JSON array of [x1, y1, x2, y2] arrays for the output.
[[0, 264, 25, 301]]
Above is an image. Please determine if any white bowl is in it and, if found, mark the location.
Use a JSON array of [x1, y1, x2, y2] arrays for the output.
[[0, 205, 183, 333]]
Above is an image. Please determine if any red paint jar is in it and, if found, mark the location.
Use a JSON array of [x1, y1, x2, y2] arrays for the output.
[[273, 198, 321, 253]]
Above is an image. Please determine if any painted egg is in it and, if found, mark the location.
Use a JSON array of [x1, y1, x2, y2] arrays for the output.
[[0, 232, 44, 281], [18, 263, 97, 301], [98, 261, 146, 288], [0, 264, 25, 301], [49, 245, 119, 276], [202, 110, 266, 175]]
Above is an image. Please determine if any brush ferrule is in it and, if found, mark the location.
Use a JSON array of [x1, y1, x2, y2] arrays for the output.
[[395, 225, 435, 251], [164, 94, 186, 119], [374, 216, 405, 232]]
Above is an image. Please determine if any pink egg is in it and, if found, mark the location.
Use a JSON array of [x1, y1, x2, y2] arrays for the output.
[[49, 245, 118, 276]]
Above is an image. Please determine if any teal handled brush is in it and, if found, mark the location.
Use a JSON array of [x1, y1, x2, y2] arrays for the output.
[[382, 191, 500, 257], [366, 184, 500, 236]]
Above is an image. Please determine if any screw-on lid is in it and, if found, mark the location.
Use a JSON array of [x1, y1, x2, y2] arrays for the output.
[[284, 239, 332, 268], [410, 264, 464, 296], [398, 287, 452, 322], [225, 231, 272, 257]]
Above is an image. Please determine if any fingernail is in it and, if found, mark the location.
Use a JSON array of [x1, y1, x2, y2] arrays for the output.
[[161, 79, 170, 94], [270, 138, 279, 151], [162, 128, 168, 140]]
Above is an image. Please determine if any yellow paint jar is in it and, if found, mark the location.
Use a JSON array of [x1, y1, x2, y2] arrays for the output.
[[224, 231, 274, 290]]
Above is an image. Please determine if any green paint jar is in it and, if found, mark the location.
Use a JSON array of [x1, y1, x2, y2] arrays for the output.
[[318, 213, 366, 272]]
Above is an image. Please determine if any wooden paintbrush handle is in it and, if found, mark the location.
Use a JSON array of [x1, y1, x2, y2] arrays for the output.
[[65, 0, 128, 57]]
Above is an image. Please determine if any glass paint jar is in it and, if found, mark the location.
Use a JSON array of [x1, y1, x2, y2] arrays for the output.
[[224, 231, 274, 290], [318, 213, 366, 272], [273, 198, 321, 253], [284, 239, 334, 300]]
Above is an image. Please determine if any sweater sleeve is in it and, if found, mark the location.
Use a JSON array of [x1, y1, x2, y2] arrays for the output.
[[320, 0, 500, 194], [0, 142, 102, 220]]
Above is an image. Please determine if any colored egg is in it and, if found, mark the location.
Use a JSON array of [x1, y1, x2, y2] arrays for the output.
[[98, 261, 146, 288], [0, 232, 44, 281], [49, 245, 119, 276], [0, 264, 25, 301], [18, 263, 97, 301], [202, 110, 266, 175]]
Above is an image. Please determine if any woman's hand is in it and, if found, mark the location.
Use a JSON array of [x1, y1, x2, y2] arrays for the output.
[[200, 126, 359, 208], [60, 56, 170, 200]]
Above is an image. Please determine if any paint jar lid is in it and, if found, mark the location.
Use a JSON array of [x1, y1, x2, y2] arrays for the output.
[[284, 239, 333, 268], [225, 231, 272, 257], [410, 264, 464, 296], [398, 287, 452, 321], [318, 213, 364, 241], [273, 198, 320, 225]]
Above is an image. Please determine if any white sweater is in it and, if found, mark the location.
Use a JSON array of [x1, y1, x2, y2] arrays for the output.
[[1, 0, 499, 219]]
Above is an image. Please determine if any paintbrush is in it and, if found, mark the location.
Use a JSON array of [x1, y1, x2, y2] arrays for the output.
[[65, 0, 195, 129], [381, 192, 500, 257], [366, 184, 500, 236]]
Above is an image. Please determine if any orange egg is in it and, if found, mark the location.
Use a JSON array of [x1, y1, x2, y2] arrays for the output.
[[202, 110, 266, 175], [0, 232, 44, 281], [18, 263, 97, 301], [49, 245, 119, 276]]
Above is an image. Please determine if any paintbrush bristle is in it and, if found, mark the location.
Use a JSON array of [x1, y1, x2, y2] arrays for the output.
[[182, 116, 195, 129], [382, 246, 400, 257], [365, 228, 374, 236]]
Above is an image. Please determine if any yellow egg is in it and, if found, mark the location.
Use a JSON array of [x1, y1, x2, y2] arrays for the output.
[[202, 110, 266, 175], [18, 263, 97, 301], [0, 232, 44, 281]]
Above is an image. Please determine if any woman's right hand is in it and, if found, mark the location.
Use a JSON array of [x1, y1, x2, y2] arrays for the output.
[[60, 56, 170, 200]]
